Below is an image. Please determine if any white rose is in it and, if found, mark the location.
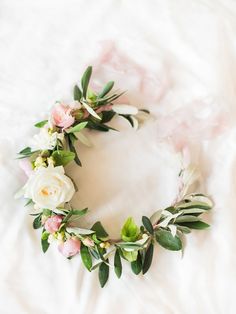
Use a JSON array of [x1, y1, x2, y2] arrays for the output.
[[31, 128, 64, 151], [24, 165, 75, 209]]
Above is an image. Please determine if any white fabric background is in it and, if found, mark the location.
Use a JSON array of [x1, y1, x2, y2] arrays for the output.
[[0, 0, 236, 313]]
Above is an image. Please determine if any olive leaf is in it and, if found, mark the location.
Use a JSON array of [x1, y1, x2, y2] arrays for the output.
[[91, 221, 108, 239], [66, 122, 88, 134], [142, 216, 154, 235], [142, 243, 154, 274], [73, 85, 82, 101], [149, 210, 162, 225], [175, 215, 201, 223], [33, 215, 42, 229], [114, 249, 122, 278], [41, 231, 50, 253], [98, 81, 114, 98], [116, 242, 143, 250], [67, 134, 82, 166], [81, 66, 92, 98], [81, 244, 92, 271], [99, 262, 109, 288], [155, 229, 182, 251], [178, 221, 210, 230], [82, 101, 101, 120], [66, 228, 94, 235], [52, 150, 75, 166], [34, 120, 48, 128], [131, 252, 142, 275]]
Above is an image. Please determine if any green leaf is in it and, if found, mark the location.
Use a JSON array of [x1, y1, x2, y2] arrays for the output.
[[149, 210, 162, 225], [119, 114, 134, 127], [77, 132, 92, 147], [101, 111, 116, 123], [71, 208, 88, 216], [68, 132, 77, 144], [175, 215, 201, 223], [91, 221, 108, 239], [89, 248, 100, 260], [74, 85, 82, 101], [66, 227, 94, 235], [41, 232, 50, 253], [99, 262, 109, 288], [43, 208, 52, 217], [18, 147, 37, 158], [142, 243, 154, 274], [41, 239, 50, 253], [41, 231, 49, 240], [122, 250, 138, 262], [116, 242, 143, 250], [68, 135, 82, 166], [179, 208, 207, 215], [87, 120, 117, 132], [52, 150, 75, 166], [164, 206, 177, 214], [65, 209, 88, 223], [121, 217, 139, 242], [142, 216, 154, 235], [87, 89, 97, 101], [178, 221, 210, 230], [66, 122, 88, 134], [34, 120, 48, 128], [139, 109, 150, 114], [155, 229, 182, 251], [177, 225, 191, 234], [114, 249, 122, 278], [81, 66, 92, 98], [91, 261, 103, 271], [24, 198, 33, 207], [98, 81, 114, 98], [62, 208, 88, 224], [176, 201, 212, 210], [33, 215, 42, 229], [96, 91, 125, 105], [19, 147, 32, 155], [82, 101, 101, 120], [131, 252, 142, 275], [81, 244, 92, 271]]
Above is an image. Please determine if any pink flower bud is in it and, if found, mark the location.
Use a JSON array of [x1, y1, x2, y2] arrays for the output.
[[44, 215, 63, 234], [82, 237, 94, 247], [58, 238, 81, 258]]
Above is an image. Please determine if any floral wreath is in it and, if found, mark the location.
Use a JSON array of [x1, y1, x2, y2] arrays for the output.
[[16, 66, 213, 288]]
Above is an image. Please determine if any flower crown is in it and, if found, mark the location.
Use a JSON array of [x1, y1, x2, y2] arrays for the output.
[[16, 66, 213, 288]]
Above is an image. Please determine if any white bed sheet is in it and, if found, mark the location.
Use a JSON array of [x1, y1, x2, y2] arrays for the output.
[[0, 0, 236, 313]]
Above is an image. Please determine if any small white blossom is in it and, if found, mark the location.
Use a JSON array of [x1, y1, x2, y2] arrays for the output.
[[31, 127, 64, 151]]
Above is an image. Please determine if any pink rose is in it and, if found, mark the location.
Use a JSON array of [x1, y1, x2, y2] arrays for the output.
[[58, 238, 81, 257], [51, 103, 75, 129], [44, 215, 63, 234], [19, 159, 33, 177]]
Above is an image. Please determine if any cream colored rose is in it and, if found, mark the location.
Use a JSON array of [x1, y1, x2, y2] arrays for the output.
[[24, 165, 75, 209]]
